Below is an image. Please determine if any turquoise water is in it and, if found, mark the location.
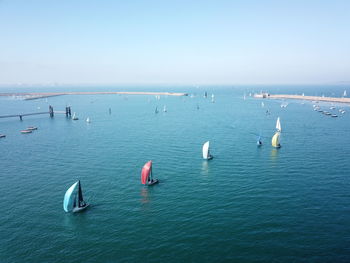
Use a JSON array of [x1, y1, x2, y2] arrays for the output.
[[1, 86, 350, 262]]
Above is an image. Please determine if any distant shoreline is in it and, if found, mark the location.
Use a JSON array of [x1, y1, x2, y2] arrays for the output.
[[0, 91, 188, 100], [254, 93, 350, 104]]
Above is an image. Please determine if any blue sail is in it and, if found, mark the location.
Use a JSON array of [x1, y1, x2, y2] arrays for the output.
[[63, 181, 78, 212]]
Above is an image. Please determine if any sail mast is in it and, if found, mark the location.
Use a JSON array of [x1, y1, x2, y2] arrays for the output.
[[78, 180, 84, 207]]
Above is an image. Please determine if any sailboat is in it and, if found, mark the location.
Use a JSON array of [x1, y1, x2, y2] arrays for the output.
[[211, 94, 215, 103], [163, 105, 167, 112], [141, 161, 159, 186], [271, 132, 281, 148], [276, 117, 281, 132], [272, 117, 282, 148], [261, 102, 265, 107], [204, 92, 207, 98], [63, 180, 89, 213], [343, 90, 347, 97], [257, 136, 262, 146], [72, 112, 79, 120], [202, 141, 213, 160], [86, 117, 91, 123], [155, 107, 159, 114]]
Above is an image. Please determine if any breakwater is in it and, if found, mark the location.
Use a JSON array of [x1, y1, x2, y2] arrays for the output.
[[0, 91, 188, 100], [254, 93, 350, 104]]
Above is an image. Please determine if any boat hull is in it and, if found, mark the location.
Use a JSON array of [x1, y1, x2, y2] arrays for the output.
[[148, 179, 159, 186], [72, 204, 90, 213]]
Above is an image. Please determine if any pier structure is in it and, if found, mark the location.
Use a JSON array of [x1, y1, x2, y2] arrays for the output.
[[0, 105, 72, 121]]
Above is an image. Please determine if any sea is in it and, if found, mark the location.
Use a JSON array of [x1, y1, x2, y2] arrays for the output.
[[0, 85, 349, 263]]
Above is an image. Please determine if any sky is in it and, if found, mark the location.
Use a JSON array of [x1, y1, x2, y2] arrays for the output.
[[0, 0, 349, 85]]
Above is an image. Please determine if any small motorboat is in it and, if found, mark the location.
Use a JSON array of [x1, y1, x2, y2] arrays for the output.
[[0, 134, 6, 138], [27, 126, 38, 131], [21, 130, 32, 134], [330, 106, 336, 110], [331, 114, 338, 117]]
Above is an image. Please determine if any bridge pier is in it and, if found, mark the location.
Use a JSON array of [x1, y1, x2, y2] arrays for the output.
[[49, 105, 54, 117], [65, 106, 71, 117]]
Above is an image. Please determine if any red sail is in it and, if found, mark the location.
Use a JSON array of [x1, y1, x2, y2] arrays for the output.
[[141, 161, 152, 184]]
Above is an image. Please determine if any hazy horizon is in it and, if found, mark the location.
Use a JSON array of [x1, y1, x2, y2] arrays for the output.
[[1, 0, 349, 85]]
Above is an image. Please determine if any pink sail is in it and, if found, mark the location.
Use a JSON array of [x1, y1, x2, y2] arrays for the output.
[[141, 161, 152, 185]]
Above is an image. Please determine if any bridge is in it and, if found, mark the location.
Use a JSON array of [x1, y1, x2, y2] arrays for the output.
[[0, 106, 71, 120]]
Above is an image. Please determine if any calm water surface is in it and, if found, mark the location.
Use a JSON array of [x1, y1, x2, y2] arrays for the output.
[[0, 86, 349, 262]]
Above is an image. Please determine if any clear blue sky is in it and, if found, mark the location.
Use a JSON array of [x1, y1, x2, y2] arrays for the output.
[[0, 0, 349, 85]]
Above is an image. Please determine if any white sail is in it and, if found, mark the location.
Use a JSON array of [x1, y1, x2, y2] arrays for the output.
[[343, 90, 347, 97], [202, 141, 210, 159], [63, 181, 78, 212], [72, 112, 78, 120], [163, 105, 167, 112], [261, 102, 264, 107], [86, 117, 90, 123], [276, 117, 281, 132]]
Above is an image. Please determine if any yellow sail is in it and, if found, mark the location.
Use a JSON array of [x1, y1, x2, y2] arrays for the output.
[[271, 132, 281, 148]]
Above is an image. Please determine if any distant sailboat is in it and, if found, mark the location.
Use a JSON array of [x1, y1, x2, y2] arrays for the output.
[[72, 112, 79, 120], [202, 141, 213, 160], [86, 117, 91, 123], [163, 105, 167, 112], [261, 102, 265, 107], [141, 161, 159, 186], [343, 90, 347, 97], [276, 117, 281, 132], [211, 94, 215, 103], [272, 117, 282, 148], [271, 132, 281, 148], [257, 136, 262, 146], [63, 180, 89, 213], [204, 92, 207, 98], [155, 107, 159, 114]]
